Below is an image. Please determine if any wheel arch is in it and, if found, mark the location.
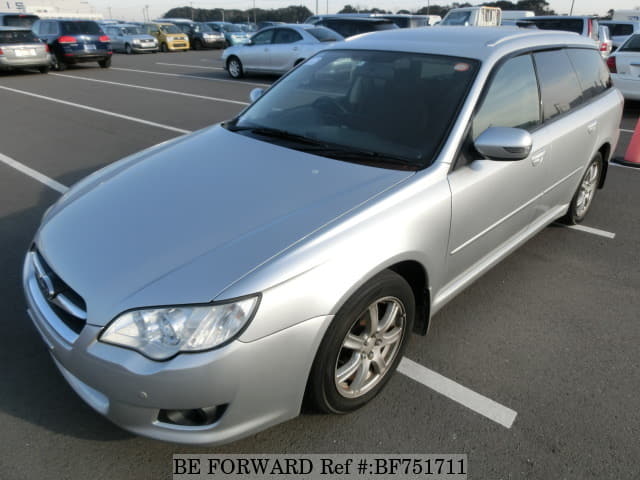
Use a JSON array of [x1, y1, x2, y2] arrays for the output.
[[597, 142, 611, 189], [387, 260, 430, 335]]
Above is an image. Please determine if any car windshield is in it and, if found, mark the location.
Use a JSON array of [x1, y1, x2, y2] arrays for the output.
[[61, 21, 102, 35], [441, 11, 471, 26], [229, 49, 479, 170], [3, 15, 38, 27], [123, 26, 143, 35], [307, 27, 343, 42], [161, 24, 181, 34], [196, 23, 213, 32], [0, 30, 38, 43], [223, 24, 243, 32]]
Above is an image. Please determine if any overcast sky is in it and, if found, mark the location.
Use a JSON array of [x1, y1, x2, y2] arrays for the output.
[[89, 0, 640, 22]]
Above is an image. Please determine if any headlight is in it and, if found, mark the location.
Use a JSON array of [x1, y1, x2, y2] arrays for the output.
[[132, 39, 141, 45], [100, 295, 260, 360]]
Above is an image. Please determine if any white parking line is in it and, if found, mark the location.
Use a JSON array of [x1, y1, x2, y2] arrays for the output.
[[0, 152, 68, 194], [0, 85, 192, 135], [52, 73, 249, 106], [620, 128, 634, 134], [563, 224, 616, 239], [398, 357, 518, 429], [156, 62, 224, 70], [112, 67, 270, 88]]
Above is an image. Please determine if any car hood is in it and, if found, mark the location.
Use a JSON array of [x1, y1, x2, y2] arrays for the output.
[[36, 125, 412, 326], [128, 34, 156, 41]]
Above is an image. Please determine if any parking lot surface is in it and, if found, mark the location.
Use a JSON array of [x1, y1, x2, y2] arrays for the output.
[[1, 51, 639, 479]]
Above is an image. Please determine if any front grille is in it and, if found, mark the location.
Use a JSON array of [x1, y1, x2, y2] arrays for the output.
[[32, 249, 87, 334]]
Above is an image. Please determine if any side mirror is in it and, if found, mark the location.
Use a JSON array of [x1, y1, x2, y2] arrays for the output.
[[249, 88, 264, 103], [474, 127, 532, 161]]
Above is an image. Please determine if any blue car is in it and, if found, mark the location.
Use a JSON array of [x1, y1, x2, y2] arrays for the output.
[[32, 19, 112, 70]]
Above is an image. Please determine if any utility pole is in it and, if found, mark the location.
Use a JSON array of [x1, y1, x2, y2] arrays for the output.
[[108, 6, 112, 18], [253, 0, 256, 24], [426, 0, 430, 15], [190, 1, 194, 20], [570, 0, 575, 15], [326, 0, 328, 14], [315, 0, 318, 15]]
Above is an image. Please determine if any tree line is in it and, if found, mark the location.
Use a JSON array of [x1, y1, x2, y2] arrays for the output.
[[163, 1, 558, 24]]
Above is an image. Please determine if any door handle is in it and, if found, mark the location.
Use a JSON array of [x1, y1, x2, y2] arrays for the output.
[[531, 150, 545, 167], [587, 121, 598, 135]]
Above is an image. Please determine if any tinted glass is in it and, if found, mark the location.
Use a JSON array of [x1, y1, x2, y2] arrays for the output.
[[0, 30, 39, 43], [273, 28, 302, 44], [534, 50, 583, 121], [161, 24, 180, 33], [176, 24, 190, 33], [3, 15, 39, 27], [123, 26, 143, 35], [608, 23, 634, 36], [307, 27, 342, 42], [251, 29, 273, 44], [620, 34, 640, 51], [441, 11, 471, 26], [61, 21, 102, 35], [196, 23, 212, 32], [324, 19, 395, 37], [527, 18, 584, 35], [472, 55, 540, 139], [566, 49, 611, 101], [223, 24, 242, 32], [233, 50, 479, 168]]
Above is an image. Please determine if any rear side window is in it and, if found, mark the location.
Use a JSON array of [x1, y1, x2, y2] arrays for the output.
[[2, 15, 39, 28], [619, 34, 640, 51], [61, 21, 102, 35], [608, 23, 634, 36], [272, 28, 302, 44], [528, 18, 584, 35], [0, 30, 39, 43], [251, 29, 273, 45], [472, 54, 540, 139], [533, 50, 583, 122], [307, 27, 341, 42], [566, 49, 611, 101]]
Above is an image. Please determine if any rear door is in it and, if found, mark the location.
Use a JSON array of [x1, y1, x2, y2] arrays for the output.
[[269, 28, 304, 73], [447, 54, 544, 283], [528, 49, 600, 216]]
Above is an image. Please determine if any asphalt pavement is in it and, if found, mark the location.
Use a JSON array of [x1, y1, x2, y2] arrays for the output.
[[0, 50, 638, 480]]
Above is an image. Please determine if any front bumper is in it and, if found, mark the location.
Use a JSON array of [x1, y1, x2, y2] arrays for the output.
[[23, 252, 331, 445]]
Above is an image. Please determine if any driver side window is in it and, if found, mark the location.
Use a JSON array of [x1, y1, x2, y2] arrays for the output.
[[472, 54, 540, 140]]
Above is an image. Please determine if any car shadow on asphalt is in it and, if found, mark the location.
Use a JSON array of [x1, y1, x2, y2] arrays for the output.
[[0, 165, 132, 442]]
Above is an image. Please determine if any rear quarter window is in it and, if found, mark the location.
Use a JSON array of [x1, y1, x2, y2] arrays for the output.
[[620, 34, 640, 51], [533, 49, 583, 122], [566, 49, 611, 101], [609, 23, 635, 36], [529, 18, 584, 35], [2, 15, 39, 28]]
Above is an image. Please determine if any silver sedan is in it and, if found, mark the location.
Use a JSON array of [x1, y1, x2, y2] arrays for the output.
[[222, 24, 343, 78], [24, 27, 621, 445]]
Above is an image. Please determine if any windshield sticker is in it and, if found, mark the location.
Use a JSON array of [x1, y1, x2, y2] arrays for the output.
[[454, 62, 470, 72]]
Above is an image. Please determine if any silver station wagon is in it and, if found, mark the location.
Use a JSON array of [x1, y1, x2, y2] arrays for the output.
[[23, 27, 622, 445]]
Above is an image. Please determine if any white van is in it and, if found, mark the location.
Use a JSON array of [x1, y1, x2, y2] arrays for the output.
[[612, 10, 640, 21], [439, 6, 501, 27]]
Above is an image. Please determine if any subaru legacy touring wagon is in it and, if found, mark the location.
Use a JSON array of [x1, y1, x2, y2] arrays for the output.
[[23, 28, 622, 445]]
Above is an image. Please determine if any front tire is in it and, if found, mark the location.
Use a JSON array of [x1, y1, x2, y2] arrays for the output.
[[227, 56, 243, 79], [563, 153, 603, 225], [307, 270, 414, 414], [125, 43, 133, 54], [193, 39, 202, 50], [160, 42, 168, 52]]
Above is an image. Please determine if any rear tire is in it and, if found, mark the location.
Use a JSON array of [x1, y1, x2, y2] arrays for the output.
[[562, 153, 603, 225], [98, 57, 112, 68], [51, 55, 66, 71], [306, 270, 414, 414], [227, 56, 243, 79]]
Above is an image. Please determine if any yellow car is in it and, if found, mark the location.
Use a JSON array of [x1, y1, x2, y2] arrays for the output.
[[142, 22, 189, 51]]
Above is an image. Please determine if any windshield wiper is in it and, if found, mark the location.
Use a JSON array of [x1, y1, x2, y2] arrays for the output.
[[302, 146, 418, 169], [227, 125, 329, 148]]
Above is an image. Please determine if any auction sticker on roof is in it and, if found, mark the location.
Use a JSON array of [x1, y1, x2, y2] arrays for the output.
[[454, 63, 471, 72]]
